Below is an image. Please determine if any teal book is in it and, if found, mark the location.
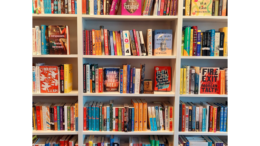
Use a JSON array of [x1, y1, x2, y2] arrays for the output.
[[152, 108, 157, 131], [209, 29, 215, 56], [92, 102, 96, 131], [57, 106, 60, 130], [96, 103, 100, 131], [41, 25, 49, 55], [202, 108, 206, 132], [149, 110, 154, 131], [99, 103, 103, 131], [107, 106, 110, 131], [183, 27, 191, 56]]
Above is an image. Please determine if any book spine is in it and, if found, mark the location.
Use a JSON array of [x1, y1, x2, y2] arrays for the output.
[[185, 106, 189, 131], [219, 32, 224, 56], [184, 27, 191, 56], [83, 30, 86, 55], [103, 106, 106, 131], [214, 107, 217, 132], [202, 108, 206, 132], [82, 0, 86, 14], [166, 0, 171, 15], [71, 106, 75, 131], [113, 107, 116, 131], [196, 30, 201, 56], [36, 106, 42, 130], [123, 31, 131, 56], [100, 105, 103, 131], [209, 106, 213, 132], [148, 0, 155, 14], [118, 108, 122, 131], [120, 31, 125, 56], [57, 106, 60, 130], [83, 64, 86, 93], [138, 102, 143, 131], [99, 68, 103, 93], [160, 0, 165, 15], [136, 31, 142, 56], [60, 65, 64, 93], [180, 68, 183, 94], [91, 65, 95, 93], [60, 106, 64, 130], [183, 68, 186, 94], [37, 30, 41, 55], [92, 30, 96, 55], [132, 108, 134, 131], [121, 108, 124, 131], [214, 32, 220, 56], [220, 107, 224, 131], [94, 0, 98, 14], [210, 29, 215, 56], [120, 69, 123, 93], [113, 31, 117, 55], [192, 105, 196, 131], [222, 0, 227, 16], [147, 29, 153, 56], [41, 25, 48, 55], [190, 29, 193, 56], [157, 0, 161, 15], [123, 65, 127, 93], [110, 102, 113, 131], [130, 68, 133, 93], [199, 107, 202, 131], [192, 26, 197, 56], [212, 0, 215, 15], [133, 102, 138, 131], [109, 31, 114, 55], [132, 68, 135, 93], [152, 107, 157, 131], [109, 0, 119, 15], [169, 106, 173, 131], [140, 65, 145, 94], [163, 0, 168, 15], [83, 107, 87, 130], [128, 108, 132, 131], [185, 0, 190, 16], [224, 106, 227, 132], [169, 0, 173, 15], [115, 108, 118, 131], [181, 104, 185, 131], [87, 64, 90, 93], [100, 26, 105, 55], [158, 106, 164, 130], [126, 65, 131, 93], [86, 0, 89, 14], [133, 29, 140, 56], [188, 108, 192, 131], [129, 30, 137, 56], [139, 31, 146, 56], [104, 29, 109, 55], [86, 30, 89, 55], [186, 66, 190, 94], [95, 68, 99, 93], [91, 105, 94, 130], [134, 69, 140, 94], [195, 106, 199, 131], [116, 31, 121, 55], [96, 105, 100, 131], [179, 103, 182, 131]]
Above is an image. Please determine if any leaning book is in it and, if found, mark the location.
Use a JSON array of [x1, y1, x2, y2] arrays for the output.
[[103, 67, 120, 92]]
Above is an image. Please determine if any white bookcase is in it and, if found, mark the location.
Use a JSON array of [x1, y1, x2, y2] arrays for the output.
[[32, 0, 228, 145]]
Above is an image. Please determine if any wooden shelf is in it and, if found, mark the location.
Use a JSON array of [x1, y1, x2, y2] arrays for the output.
[[82, 130, 174, 135], [33, 90, 78, 96], [32, 130, 78, 135], [178, 131, 228, 136], [33, 54, 78, 58]]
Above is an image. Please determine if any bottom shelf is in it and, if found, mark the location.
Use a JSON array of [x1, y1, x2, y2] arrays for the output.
[[32, 130, 78, 135], [82, 130, 174, 135], [178, 131, 228, 136]]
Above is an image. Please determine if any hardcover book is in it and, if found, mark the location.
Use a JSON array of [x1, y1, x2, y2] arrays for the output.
[[103, 67, 120, 92], [39, 66, 59, 93], [191, 0, 213, 16], [48, 25, 69, 54], [153, 30, 172, 56], [121, 0, 141, 15], [200, 67, 220, 94], [154, 66, 171, 91]]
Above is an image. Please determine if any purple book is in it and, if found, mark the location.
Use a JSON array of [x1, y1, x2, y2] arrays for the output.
[[60, 106, 64, 130]]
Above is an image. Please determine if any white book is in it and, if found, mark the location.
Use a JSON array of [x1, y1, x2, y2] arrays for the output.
[[123, 31, 131, 56], [139, 31, 146, 56], [86, 64, 90, 93], [37, 30, 41, 55], [90, 0, 94, 15], [185, 105, 189, 131], [129, 137, 132, 146], [32, 28, 36, 55], [35, 26, 39, 54], [41, 0, 44, 14], [153, 0, 158, 15], [147, 29, 153, 56], [136, 31, 142, 56], [58, 0, 61, 13], [158, 105, 164, 130], [64, 105, 67, 131], [196, 105, 199, 131], [68, 0, 72, 14], [66, 26, 70, 54], [157, 0, 161, 15], [214, 32, 220, 56], [186, 66, 190, 94], [45, 104, 51, 130], [202, 102, 210, 132], [103, 0, 106, 15], [162, 102, 169, 131], [134, 68, 140, 94], [42, 105, 47, 130], [37, 0, 41, 14], [113, 107, 116, 131]]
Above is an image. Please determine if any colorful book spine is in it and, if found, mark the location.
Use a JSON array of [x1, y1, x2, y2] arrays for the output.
[[57, 106, 60, 130], [109, 31, 115, 55], [210, 29, 215, 56], [96, 104, 100, 131], [133, 29, 140, 56], [192, 26, 198, 56], [196, 30, 201, 56], [123, 65, 127, 93], [190, 29, 193, 56], [120, 31, 125, 56], [107, 106, 110, 131], [202, 108, 206, 132], [92, 104, 95, 131], [191, 104, 196, 131], [147, 29, 152, 56], [68, 0, 71, 13], [120, 69, 123, 93], [214, 32, 220, 56], [126, 65, 131, 93], [184, 27, 191, 56], [95, 68, 99, 93], [104, 29, 109, 55], [140, 65, 145, 94], [123, 31, 131, 56], [99, 68, 103, 93], [94, 0, 98, 14], [132, 68, 135, 93], [223, 106, 227, 131], [86, 64, 90, 93], [131, 108, 134, 131], [180, 68, 183, 94], [113, 31, 117, 55], [130, 68, 133, 93]]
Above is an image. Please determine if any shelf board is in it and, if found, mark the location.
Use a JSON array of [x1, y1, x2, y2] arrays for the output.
[[181, 56, 228, 60], [33, 90, 78, 96], [180, 94, 228, 98], [83, 55, 176, 59], [33, 54, 78, 58], [82, 15, 178, 21], [83, 91, 175, 97], [179, 131, 228, 136], [182, 16, 228, 22], [32, 14, 77, 20], [82, 130, 173, 135], [32, 130, 78, 135]]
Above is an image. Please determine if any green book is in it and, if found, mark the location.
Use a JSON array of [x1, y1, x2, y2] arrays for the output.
[[118, 108, 122, 131], [67, 106, 71, 131], [109, 100, 114, 131], [184, 27, 191, 56], [150, 135, 155, 146], [154, 135, 159, 146]]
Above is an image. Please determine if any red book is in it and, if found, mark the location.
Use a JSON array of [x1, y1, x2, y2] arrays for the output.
[[209, 105, 213, 132], [132, 29, 140, 56], [192, 26, 198, 56], [71, 106, 74, 131], [99, 68, 103, 93], [71, 0, 75, 14], [154, 66, 172, 91], [82, 0, 86, 14], [213, 107, 217, 132], [36, 106, 41, 130], [169, 106, 173, 131], [51, 0, 54, 14], [97, 142, 101, 146], [166, 0, 171, 15], [121, 108, 124, 131], [65, 136, 72, 146], [54, 106, 58, 130], [104, 29, 109, 55], [85, 30, 88, 55], [173, 0, 177, 15], [39, 66, 59, 93], [83, 107, 87, 130], [160, 0, 165, 15], [115, 108, 119, 131], [182, 103, 186, 131]]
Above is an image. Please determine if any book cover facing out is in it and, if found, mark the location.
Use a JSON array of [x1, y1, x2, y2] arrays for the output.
[[121, 0, 141, 15], [154, 66, 172, 91], [200, 67, 220, 94], [39, 66, 59, 93], [48, 25, 68, 54], [103, 67, 120, 92], [154, 30, 172, 56], [191, 0, 213, 16]]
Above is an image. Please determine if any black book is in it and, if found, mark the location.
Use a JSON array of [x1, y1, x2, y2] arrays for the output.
[[212, 0, 215, 16], [219, 32, 224, 56], [179, 102, 182, 131], [188, 106, 192, 131], [60, 64, 64, 93], [86, 0, 89, 14], [50, 106, 55, 130], [219, 0, 223, 16], [83, 64, 86, 93], [100, 26, 105, 55], [206, 32, 211, 56], [140, 64, 145, 94], [83, 30, 86, 55], [64, 0, 68, 14], [202, 32, 207, 56], [215, 103, 221, 131], [91, 64, 95, 93], [89, 30, 93, 55], [107, 30, 111, 55], [128, 107, 132, 131], [124, 104, 129, 132], [106, 0, 110, 15]]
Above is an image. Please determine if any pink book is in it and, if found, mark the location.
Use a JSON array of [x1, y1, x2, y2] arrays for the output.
[[121, 0, 141, 15], [199, 106, 202, 131], [132, 29, 140, 56], [109, 0, 119, 15]]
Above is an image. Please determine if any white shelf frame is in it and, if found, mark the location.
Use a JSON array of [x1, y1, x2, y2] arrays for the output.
[[32, 0, 228, 145]]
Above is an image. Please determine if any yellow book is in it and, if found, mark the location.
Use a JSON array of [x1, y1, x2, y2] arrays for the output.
[[212, 107, 215, 131], [64, 64, 73, 93], [185, 0, 190, 16], [219, 27, 228, 56], [183, 68, 186, 94], [141, 99, 147, 131], [131, 99, 139, 131], [137, 99, 143, 131], [190, 29, 193, 56], [32, 106, 36, 130], [180, 68, 183, 94], [200, 32, 203, 56]]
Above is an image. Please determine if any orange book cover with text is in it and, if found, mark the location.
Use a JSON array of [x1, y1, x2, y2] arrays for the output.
[[90, 79, 92, 93], [131, 99, 139, 131], [123, 65, 127, 93], [141, 99, 147, 131], [40, 106, 43, 130], [92, 30, 96, 55], [168, 103, 173, 131], [219, 70, 226, 94], [39, 66, 59, 93], [137, 99, 143, 131]]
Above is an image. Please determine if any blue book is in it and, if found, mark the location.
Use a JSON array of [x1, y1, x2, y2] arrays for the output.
[[94, 0, 98, 15], [57, 106, 60, 130], [120, 69, 123, 93], [126, 65, 131, 93], [209, 29, 215, 56], [132, 68, 135, 93], [216, 103, 224, 132], [110, 135, 114, 146], [120, 31, 125, 56], [179, 103, 182, 131], [88, 102, 92, 130], [202, 108, 206, 132], [75, 0, 77, 14], [153, 30, 172, 56], [92, 103, 96, 131], [223, 105, 227, 132], [54, 0, 58, 14], [191, 103, 196, 131], [149, 111, 154, 131], [109, 31, 114, 55], [132, 108, 134, 131], [58, 0, 61, 14], [96, 104, 100, 131], [129, 68, 133, 93], [196, 31, 201, 56], [107, 106, 110, 131], [48, 0, 51, 14], [152, 108, 157, 131], [41, 25, 49, 55], [154, 106, 160, 130], [75, 117, 78, 131]]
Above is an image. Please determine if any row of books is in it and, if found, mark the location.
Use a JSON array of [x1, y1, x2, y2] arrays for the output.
[[179, 135, 228, 146], [83, 64, 172, 94], [184, 0, 228, 16], [83, 100, 174, 131], [32, 63, 73, 93], [82, 0, 178, 16], [32, 25, 71, 55], [32, 135, 78, 146], [179, 101, 228, 132], [83, 26, 173, 56], [32, 102, 78, 131], [180, 66, 227, 95], [32, 0, 77, 14], [181, 26, 228, 56]]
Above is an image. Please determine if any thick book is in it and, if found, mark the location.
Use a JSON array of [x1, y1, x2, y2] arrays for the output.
[[154, 66, 171, 91], [48, 25, 69, 54], [103, 67, 120, 92], [129, 30, 137, 56], [153, 29, 172, 56]]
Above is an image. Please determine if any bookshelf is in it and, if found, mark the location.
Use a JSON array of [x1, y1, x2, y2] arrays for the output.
[[32, 0, 228, 145]]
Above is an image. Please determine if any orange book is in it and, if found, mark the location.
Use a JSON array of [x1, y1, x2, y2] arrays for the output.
[[219, 70, 226, 94], [168, 103, 173, 131], [116, 32, 122, 56], [137, 99, 143, 131], [97, 30, 102, 55], [82, 0, 86, 14], [131, 99, 139, 131], [40, 106, 43, 130], [90, 79, 92, 93], [141, 99, 147, 131], [123, 65, 127, 93], [92, 30, 96, 55], [99, 68, 103, 93], [95, 30, 99, 55]]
